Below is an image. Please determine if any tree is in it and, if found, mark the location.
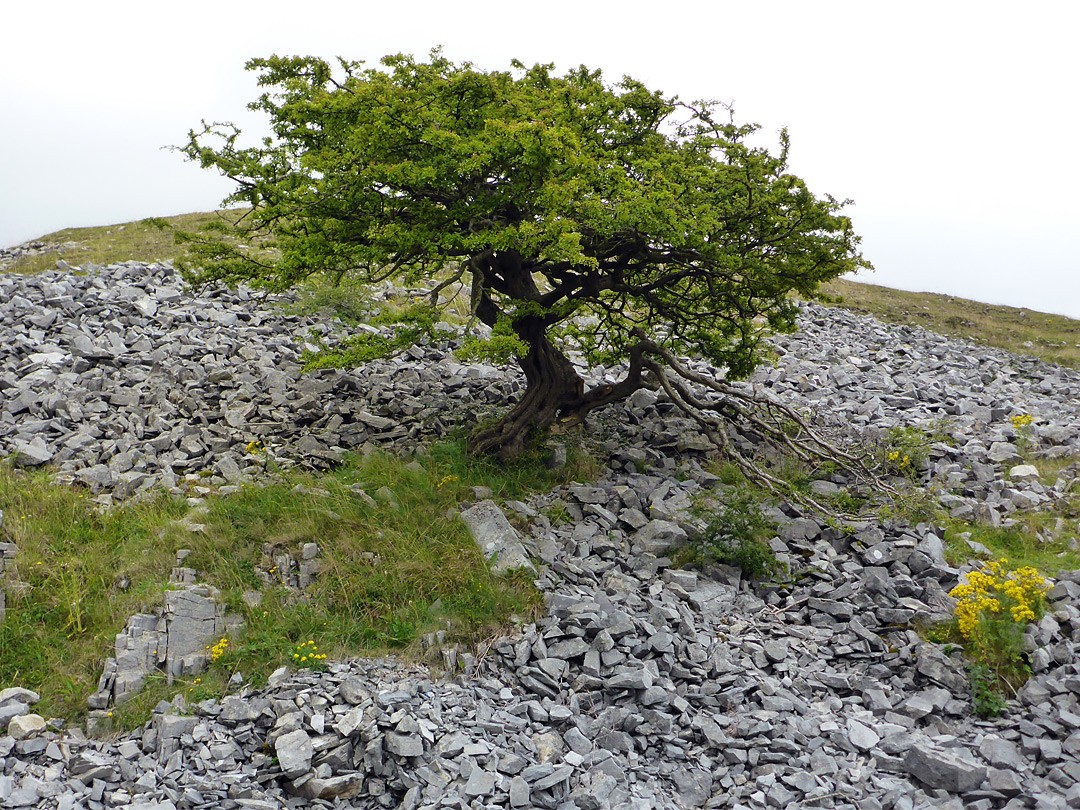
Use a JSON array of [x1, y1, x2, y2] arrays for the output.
[[178, 51, 870, 460]]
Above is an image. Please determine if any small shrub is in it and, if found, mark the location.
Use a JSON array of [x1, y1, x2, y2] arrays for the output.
[[1010, 413, 1034, 459], [713, 461, 744, 486], [292, 640, 328, 669], [880, 425, 930, 478], [207, 637, 230, 663], [949, 558, 1048, 691], [828, 489, 866, 514], [700, 490, 782, 579]]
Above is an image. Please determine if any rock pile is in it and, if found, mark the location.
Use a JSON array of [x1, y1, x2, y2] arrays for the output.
[[1, 261, 1079, 808], [0, 261, 518, 504]]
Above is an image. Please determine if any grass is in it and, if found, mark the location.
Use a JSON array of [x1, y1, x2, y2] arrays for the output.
[[0, 438, 598, 729], [942, 453, 1080, 573], [822, 277, 1080, 369], [943, 518, 1080, 574], [0, 211, 253, 275]]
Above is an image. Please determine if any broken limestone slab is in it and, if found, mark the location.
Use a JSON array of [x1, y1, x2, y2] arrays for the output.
[[460, 500, 536, 575], [12, 437, 52, 467], [902, 741, 987, 792], [631, 519, 688, 556]]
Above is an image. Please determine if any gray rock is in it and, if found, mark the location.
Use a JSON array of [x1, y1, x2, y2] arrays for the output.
[[338, 675, 368, 705], [979, 735, 1024, 769], [509, 775, 530, 807], [288, 772, 365, 800], [6, 714, 45, 740], [902, 741, 987, 792], [460, 500, 537, 575], [632, 519, 688, 554], [0, 688, 38, 707], [12, 437, 52, 467], [385, 731, 424, 758], [847, 718, 880, 751], [275, 729, 314, 779], [571, 769, 618, 810], [462, 768, 495, 797]]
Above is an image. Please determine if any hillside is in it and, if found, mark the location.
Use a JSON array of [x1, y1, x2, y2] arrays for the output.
[[0, 223, 1079, 808], [5, 212, 1080, 370]]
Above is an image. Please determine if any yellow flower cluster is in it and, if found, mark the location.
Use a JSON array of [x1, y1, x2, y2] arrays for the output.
[[887, 450, 911, 469], [246, 440, 265, 456], [293, 640, 328, 666], [949, 559, 1048, 639], [437, 474, 459, 490], [207, 637, 229, 662], [1009, 414, 1034, 429]]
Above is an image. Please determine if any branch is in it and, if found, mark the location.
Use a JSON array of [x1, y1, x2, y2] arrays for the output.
[[631, 333, 895, 515]]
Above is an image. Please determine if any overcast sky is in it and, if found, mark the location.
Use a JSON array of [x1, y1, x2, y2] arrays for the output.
[[2, 1, 1077, 317]]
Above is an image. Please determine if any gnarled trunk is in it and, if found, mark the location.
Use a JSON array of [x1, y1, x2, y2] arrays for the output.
[[467, 319, 584, 460], [468, 316, 648, 460]]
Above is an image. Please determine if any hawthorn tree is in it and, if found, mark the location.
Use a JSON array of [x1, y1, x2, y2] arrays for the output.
[[179, 51, 869, 461]]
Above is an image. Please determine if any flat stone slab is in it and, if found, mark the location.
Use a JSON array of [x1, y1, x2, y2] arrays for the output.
[[902, 741, 987, 792], [460, 500, 536, 575]]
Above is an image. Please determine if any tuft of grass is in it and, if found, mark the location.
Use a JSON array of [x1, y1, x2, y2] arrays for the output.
[[821, 277, 1080, 369], [943, 517, 1080, 573], [0, 438, 599, 729], [286, 276, 380, 326]]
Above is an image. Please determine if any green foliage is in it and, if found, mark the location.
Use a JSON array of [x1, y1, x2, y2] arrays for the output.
[[456, 314, 530, 364], [301, 303, 437, 369], [879, 424, 945, 478], [827, 489, 867, 515], [968, 663, 1008, 718], [177, 50, 868, 454], [698, 489, 782, 579]]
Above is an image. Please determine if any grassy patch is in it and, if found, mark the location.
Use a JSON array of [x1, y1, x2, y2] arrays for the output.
[[943, 518, 1080, 573], [0, 439, 595, 728], [1, 211, 250, 275], [821, 277, 1080, 369], [286, 275, 381, 326], [942, 453, 1079, 572], [0, 466, 186, 721]]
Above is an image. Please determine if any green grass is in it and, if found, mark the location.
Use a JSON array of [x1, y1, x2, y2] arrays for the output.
[[0, 439, 597, 729], [942, 453, 1080, 573], [1, 211, 251, 275], [943, 519, 1080, 574], [822, 277, 1080, 369]]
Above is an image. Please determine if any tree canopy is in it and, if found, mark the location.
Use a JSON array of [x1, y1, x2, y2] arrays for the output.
[[179, 51, 870, 459]]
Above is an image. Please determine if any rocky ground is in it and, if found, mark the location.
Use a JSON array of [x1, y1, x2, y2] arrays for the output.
[[1, 261, 1080, 809]]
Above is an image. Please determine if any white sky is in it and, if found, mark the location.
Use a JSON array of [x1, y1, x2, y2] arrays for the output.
[[2, 1, 1078, 317]]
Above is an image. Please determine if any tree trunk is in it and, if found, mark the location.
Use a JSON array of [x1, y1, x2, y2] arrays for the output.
[[467, 316, 650, 460], [467, 319, 584, 460]]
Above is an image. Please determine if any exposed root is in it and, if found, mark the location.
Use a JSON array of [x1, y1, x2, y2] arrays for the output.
[[636, 337, 897, 517]]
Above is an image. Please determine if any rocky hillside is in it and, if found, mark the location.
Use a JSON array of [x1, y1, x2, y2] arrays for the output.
[[1, 261, 1079, 809]]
